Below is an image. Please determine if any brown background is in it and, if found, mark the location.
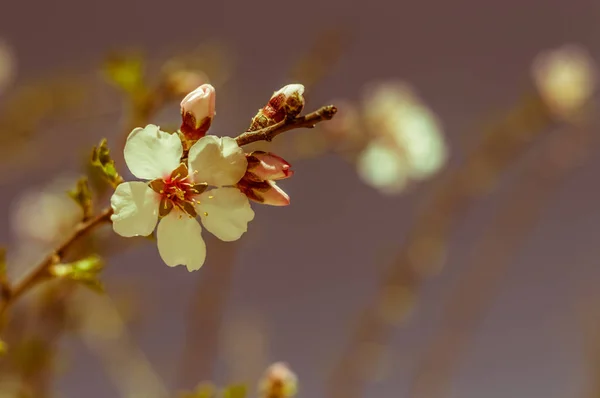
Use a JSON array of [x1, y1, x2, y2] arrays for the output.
[[2, 0, 600, 397]]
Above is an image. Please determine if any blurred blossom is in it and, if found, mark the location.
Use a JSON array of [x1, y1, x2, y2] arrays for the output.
[[358, 82, 447, 193], [357, 142, 408, 194], [258, 362, 298, 398], [0, 39, 15, 94], [11, 175, 83, 246], [532, 44, 597, 119]]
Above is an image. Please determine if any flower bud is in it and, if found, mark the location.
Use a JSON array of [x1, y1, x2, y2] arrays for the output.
[[258, 362, 298, 398], [180, 84, 216, 140], [246, 151, 294, 182], [237, 179, 290, 206], [248, 84, 305, 131], [532, 44, 597, 119]]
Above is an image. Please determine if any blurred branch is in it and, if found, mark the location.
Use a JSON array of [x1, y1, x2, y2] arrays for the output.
[[74, 290, 168, 398], [0, 208, 113, 320], [177, 240, 240, 387], [328, 92, 555, 398], [235, 105, 337, 146], [410, 117, 596, 398]]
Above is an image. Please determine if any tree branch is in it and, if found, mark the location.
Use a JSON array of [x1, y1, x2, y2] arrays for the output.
[[234, 105, 337, 146], [0, 207, 113, 318]]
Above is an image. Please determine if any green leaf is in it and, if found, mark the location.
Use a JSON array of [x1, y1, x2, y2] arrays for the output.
[[222, 384, 247, 398], [68, 177, 93, 220], [179, 382, 217, 398], [91, 139, 123, 188], [103, 53, 145, 95], [49, 255, 105, 293]]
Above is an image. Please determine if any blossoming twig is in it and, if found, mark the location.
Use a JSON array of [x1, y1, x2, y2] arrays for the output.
[[0, 207, 113, 318], [234, 105, 338, 146]]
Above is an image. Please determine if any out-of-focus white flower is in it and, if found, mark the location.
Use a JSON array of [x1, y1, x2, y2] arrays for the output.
[[358, 82, 447, 194], [11, 176, 83, 246], [532, 44, 597, 119], [357, 141, 409, 194], [258, 362, 298, 398], [0, 39, 15, 94], [111, 125, 254, 271]]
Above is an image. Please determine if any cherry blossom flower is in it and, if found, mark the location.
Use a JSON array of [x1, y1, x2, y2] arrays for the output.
[[110, 124, 254, 271]]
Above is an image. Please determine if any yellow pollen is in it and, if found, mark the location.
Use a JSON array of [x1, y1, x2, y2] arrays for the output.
[[204, 212, 208, 216], [208, 195, 214, 199]]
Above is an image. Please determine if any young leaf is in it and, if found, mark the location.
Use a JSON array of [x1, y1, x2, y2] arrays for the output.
[[179, 382, 216, 398], [103, 53, 145, 96], [49, 255, 105, 294], [68, 177, 93, 220], [91, 139, 123, 188], [222, 384, 247, 398]]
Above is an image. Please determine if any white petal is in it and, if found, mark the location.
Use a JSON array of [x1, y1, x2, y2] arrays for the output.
[[124, 124, 183, 180], [188, 135, 247, 187], [197, 187, 255, 242], [156, 211, 207, 271], [111, 182, 160, 237]]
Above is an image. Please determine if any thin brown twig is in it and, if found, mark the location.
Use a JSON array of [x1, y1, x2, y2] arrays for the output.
[[235, 105, 338, 146]]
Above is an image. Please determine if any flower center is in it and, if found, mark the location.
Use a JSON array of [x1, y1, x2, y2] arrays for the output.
[[149, 163, 207, 217]]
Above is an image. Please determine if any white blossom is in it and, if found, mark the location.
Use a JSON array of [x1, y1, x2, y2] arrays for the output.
[[358, 82, 447, 194], [111, 125, 254, 271]]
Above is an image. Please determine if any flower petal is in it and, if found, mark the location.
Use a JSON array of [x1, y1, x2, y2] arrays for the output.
[[156, 211, 207, 271], [124, 124, 183, 180], [111, 182, 160, 237], [188, 135, 247, 186], [196, 187, 255, 242], [246, 151, 294, 181]]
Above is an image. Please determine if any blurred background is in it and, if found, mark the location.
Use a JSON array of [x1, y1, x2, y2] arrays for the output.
[[1, 0, 600, 397]]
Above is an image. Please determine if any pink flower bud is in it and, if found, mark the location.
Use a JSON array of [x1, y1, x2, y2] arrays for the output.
[[237, 179, 290, 206], [246, 151, 294, 181], [180, 84, 216, 140], [248, 84, 305, 131]]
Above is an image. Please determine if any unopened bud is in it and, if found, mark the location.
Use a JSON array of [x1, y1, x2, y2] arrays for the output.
[[248, 84, 305, 131], [246, 151, 294, 181], [180, 84, 216, 140], [532, 44, 597, 119], [258, 362, 298, 398], [237, 179, 290, 206]]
